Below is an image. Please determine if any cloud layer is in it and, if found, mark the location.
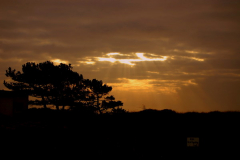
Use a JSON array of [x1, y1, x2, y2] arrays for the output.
[[1, 0, 240, 112]]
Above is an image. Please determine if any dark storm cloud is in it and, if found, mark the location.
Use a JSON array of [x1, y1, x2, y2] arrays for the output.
[[1, 0, 240, 57], [1, 0, 240, 111]]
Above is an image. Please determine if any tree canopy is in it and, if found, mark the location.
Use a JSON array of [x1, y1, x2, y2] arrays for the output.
[[3, 61, 124, 113]]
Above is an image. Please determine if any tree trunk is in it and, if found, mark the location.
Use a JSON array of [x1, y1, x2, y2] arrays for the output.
[[41, 95, 47, 109], [97, 94, 102, 114], [56, 104, 59, 110], [97, 94, 99, 109]]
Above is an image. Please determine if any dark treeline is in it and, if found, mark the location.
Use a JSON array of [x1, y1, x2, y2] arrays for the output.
[[1, 61, 239, 158], [1, 109, 240, 159]]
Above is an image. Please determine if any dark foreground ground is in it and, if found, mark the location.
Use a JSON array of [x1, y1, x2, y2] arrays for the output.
[[1, 109, 240, 159]]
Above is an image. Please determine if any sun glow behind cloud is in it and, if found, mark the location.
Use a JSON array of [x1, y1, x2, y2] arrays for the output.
[[77, 51, 205, 66], [97, 52, 168, 66], [98, 57, 117, 63], [188, 57, 204, 61], [51, 59, 69, 65], [106, 52, 122, 56], [108, 78, 198, 95], [78, 52, 204, 66]]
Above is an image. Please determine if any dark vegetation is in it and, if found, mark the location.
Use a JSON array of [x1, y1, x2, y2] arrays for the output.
[[1, 109, 240, 159], [1, 61, 240, 159], [4, 61, 124, 114]]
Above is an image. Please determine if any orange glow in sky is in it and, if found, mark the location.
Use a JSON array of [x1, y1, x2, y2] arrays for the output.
[[96, 53, 168, 66], [51, 59, 69, 65], [1, 0, 240, 112]]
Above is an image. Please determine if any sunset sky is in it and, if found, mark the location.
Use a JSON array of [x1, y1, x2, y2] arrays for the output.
[[1, 0, 240, 112]]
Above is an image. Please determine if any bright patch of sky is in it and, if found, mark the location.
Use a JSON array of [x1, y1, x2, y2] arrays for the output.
[[78, 52, 168, 66], [108, 78, 198, 94], [51, 59, 69, 65], [77, 52, 205, 66]]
